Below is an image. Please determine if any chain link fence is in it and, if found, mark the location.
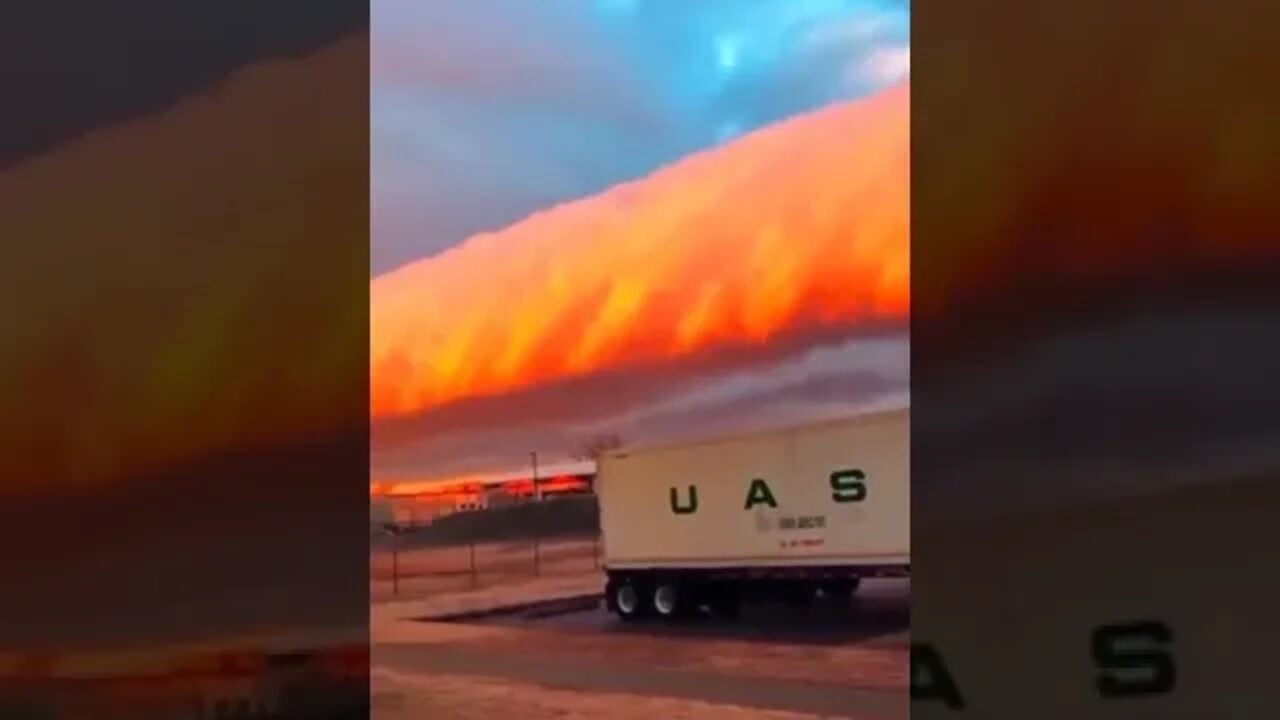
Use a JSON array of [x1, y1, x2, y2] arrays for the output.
[[370, 533, 602, 602], [370, 494, 603, 601]]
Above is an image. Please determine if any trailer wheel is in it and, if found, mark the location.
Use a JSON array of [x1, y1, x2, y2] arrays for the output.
[[610, 578, 649, 622], [652, 581, 689, 620]]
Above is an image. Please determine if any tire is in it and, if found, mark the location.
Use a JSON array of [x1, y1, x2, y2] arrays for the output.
[[651, 580, 690, 621], [609, 577, 650, 622]]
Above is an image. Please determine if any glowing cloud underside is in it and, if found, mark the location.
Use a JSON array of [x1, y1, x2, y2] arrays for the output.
[[0, 38, 367, 495], [371, 81, 909, 419], [914, 2, 1280, 329]]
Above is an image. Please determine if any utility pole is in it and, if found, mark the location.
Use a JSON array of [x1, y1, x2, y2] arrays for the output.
[[530, 450, 541, 502], [530, 450, 543, 576]]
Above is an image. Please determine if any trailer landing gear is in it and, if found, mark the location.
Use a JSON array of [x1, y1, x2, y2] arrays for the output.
[[707, 587, 742, 619]]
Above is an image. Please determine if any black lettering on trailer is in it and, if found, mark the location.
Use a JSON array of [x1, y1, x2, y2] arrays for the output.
[[669, 485, 699, 514], [830, 468, 867, 503], [744, 478, 779, 509], [1092, 620, 1176, 698], [911, 642, 966, 710], [910, 618, 1176, 711]]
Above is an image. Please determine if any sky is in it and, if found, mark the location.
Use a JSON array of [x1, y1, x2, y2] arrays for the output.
[[372, 0, 910, 274], [370, 0, 911, 484]]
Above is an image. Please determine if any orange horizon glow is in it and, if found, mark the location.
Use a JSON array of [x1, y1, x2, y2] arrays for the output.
[[372, 474, 590, 500], [371, 81, 910, 420]]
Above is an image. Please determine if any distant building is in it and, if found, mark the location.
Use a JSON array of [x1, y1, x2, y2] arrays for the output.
[[372, 467, 596, 523]]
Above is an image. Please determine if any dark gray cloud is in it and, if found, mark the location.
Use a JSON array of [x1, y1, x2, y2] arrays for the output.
[[3, 1, 361, 168], [371, 331, 908, 480]]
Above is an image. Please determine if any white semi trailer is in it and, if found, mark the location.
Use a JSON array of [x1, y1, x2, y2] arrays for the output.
[[598, 408, 909, 621]]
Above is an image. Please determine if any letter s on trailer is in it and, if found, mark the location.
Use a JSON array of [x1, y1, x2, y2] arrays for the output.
[[597, 408, 909, 621]]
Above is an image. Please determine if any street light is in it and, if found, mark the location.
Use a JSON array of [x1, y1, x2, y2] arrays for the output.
[[379, 524, 402, 596], [530, 450, 543, 575], [530, 450, 541, 502]]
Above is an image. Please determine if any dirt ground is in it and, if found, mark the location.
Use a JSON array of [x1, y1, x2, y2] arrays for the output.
[[372, 668, 857, 720], [371, 577, 908, 720]]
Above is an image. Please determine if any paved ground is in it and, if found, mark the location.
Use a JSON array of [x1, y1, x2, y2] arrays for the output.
[[372, 579, 909, 719], [489, 579, 908, 649]]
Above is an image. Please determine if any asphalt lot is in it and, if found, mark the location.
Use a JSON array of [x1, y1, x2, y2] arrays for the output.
[[485, 578, 910, 649], [373, 578, 909, 718]]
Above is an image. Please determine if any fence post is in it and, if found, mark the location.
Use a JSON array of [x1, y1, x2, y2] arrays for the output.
[[392, 542, 399, 596], [469, 542, 478, 590]]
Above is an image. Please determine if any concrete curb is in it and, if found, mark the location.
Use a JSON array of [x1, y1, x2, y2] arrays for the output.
[[421, 593, 603, 623]]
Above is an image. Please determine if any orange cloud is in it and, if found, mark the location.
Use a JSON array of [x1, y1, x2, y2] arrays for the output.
[[0, 35, 368, 496], [913, 0, 1280, 349], [371, 81, 909, 419]]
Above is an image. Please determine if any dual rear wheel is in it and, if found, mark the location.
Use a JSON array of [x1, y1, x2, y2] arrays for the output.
[[610, 577, 745, 621], [613, 580, 646, 619], [608, 576, 857, 621], [610, 577, 702, 621]]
